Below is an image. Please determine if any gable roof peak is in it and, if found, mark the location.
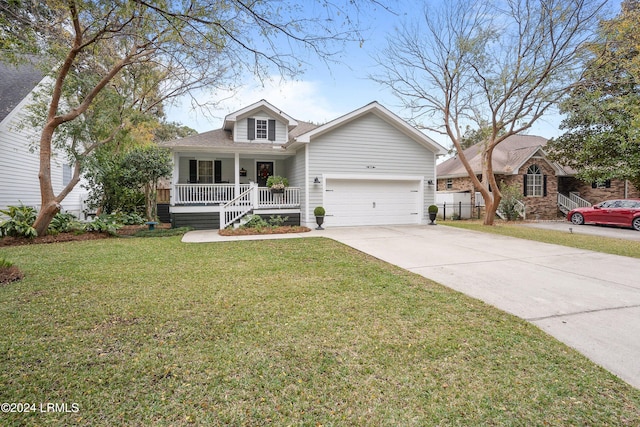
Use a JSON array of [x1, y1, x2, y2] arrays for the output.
[[223, 99, 298, 131], [290, 101, 447, 155]]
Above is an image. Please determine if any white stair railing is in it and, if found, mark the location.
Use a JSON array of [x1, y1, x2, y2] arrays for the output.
[[220, 186, 254, 229], [558, 192, 591, 214], [570, 192, 591, 208], [515, 200, 526, 220]]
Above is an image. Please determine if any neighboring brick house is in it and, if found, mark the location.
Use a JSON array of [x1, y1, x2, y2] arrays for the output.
[[436, 135, 640, 220]]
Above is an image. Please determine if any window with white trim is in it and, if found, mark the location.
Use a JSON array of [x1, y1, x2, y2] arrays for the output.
[[256, 119, 268, 139], [446, 179, 453, 189], [526, 164, 543, 197], [63, 163, 73, 186]]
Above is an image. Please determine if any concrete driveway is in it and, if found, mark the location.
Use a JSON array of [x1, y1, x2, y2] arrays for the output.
[[183, 224, 640, 389]]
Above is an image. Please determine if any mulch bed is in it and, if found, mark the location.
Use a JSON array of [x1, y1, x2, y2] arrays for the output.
[[0, 265, 24, 285], [218, 226, 311, 236], [0, 223, 172, 248]]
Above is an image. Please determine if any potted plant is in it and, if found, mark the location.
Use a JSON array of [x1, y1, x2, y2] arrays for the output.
[[314, 206, 325, 230], [428, 204, 438, 225], [266, 175, 288, 193]]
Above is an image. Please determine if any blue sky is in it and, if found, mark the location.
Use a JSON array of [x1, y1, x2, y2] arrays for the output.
[[166, 0, 616, 149]]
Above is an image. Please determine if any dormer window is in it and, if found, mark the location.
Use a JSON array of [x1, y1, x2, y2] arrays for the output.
[[247, 117, 276, 141], [256, 119, 267, 139]]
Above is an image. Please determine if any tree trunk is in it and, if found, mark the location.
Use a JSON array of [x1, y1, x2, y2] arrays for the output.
[[479, 148, 501, 226], [33, 125, 59, 236], [483, 196, 500, 226]]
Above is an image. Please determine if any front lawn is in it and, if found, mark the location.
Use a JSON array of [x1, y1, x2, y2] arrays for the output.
[[444, 220, 640, 258], [1, 237, 639, 425]]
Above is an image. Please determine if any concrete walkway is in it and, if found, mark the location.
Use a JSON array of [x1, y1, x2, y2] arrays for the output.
[[183, 225, 640, 389]]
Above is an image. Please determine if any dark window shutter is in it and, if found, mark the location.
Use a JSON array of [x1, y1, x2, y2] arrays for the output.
[[247, 118, 255, 140], [543, 175, 547, 197], [523, 174, 528, 196], [268, 119, 276, 141], [214, 160, 222, 183], [189, 160, 197, 183]]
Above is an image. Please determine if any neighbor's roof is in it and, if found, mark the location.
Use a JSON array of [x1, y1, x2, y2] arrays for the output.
[[0, 59, 44, 123], [437, 134, 571, 178]]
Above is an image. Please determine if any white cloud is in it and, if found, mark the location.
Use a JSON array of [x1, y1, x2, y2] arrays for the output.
[[166, 77, 340, 132]]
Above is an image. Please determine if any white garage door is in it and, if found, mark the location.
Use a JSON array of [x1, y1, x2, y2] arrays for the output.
[[324, 178, 422, 226]]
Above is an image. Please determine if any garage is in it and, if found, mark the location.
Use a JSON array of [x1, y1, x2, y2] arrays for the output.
[[324, 178, 422, 226]]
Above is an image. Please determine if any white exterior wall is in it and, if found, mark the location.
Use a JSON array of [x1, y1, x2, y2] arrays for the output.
[[0, 89, 87, 218], [175, 153, 287, 185], [306, 113, 437, 225], [235, 112, 288, 143], [284, 146, 306, 221]]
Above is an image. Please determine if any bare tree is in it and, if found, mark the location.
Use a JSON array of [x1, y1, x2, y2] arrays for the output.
[[373, 0, 608, 225], [0, 0, 381, 235]]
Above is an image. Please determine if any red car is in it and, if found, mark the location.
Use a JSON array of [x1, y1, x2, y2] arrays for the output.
[[568, 199, 640, 231]]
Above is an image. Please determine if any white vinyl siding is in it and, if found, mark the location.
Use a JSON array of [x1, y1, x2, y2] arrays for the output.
[[306, 113, 436, 223], [236, 113, 287, 143], [0, 91, 87, 217], [284, 145, 306, 220]]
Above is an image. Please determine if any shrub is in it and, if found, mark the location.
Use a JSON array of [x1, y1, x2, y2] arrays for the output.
[[84, 214, 122, 235], [0, 204, 37, 238], [268, 215, 288, 227], [428, 205, 438, 214], [498, 181, 524, 221], [108, 211, 146, 225], [48, 212, 81, 234], [241, 215, 269, 230], [314, 206, 325, 216]]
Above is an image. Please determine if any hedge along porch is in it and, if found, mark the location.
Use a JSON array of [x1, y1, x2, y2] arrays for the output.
[[160, 100, 447, 230]]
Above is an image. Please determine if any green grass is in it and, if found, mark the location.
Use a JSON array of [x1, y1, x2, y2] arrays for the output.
[[1, 237, 639, 426], [443, 220, 640, 258]]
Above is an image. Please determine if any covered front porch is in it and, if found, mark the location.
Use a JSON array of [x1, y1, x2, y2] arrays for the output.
[[168, 152, 302, 229]]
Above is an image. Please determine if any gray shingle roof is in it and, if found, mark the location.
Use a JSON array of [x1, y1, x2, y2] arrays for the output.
[[0, 59, 44, 123], [158, 120, 320, 151], [437, 134, 566, 178]]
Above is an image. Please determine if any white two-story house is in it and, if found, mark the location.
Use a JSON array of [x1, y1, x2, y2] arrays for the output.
[[0, 59, 87, 218]]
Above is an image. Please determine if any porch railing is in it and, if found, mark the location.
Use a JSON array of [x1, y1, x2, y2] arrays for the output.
[[174, 183, 301, 210], [257, 187, 301, 208], [174, 184, 250, 205]]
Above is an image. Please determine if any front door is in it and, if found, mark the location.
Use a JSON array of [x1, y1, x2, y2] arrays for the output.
[[256, 161, 274, 187]]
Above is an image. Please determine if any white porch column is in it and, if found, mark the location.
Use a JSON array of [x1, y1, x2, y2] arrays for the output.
[[171, 152, 179, 206], [234, 152, 240, 198]]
